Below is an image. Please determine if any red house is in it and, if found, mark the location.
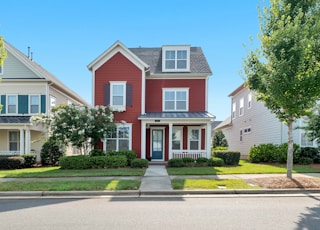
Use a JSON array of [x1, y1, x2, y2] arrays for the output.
[[87, 41, 214, 162]]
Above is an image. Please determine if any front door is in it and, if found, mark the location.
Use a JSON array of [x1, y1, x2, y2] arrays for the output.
[[151, 129, 164, 160]]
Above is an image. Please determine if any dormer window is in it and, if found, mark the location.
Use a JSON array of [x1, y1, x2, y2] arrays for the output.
[[162, 46, 190, 72]]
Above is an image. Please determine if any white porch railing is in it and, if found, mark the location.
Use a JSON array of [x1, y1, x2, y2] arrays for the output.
[[0, 150, 37, 156], [172, 150, 207, 160]]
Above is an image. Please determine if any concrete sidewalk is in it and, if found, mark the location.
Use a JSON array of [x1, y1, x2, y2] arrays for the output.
[[139, 165, 173, 192]]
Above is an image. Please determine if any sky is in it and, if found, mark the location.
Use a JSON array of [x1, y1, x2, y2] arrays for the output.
[[0, 0, 263, 121]]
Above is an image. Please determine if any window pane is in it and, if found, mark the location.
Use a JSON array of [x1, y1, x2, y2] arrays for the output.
[[165, 60, 175, 69], [9, 143, 18, 151], [106, 140, 116, 150], [119, 140, 129, 150], [31, 95, 39, 104], [165, 91, 175, 100], [31, 105, 39, 113], [8, 96, 16, 105], [165, 50, 175, 59], [191, 130, 199, 140], [177, 60, 187, 69], [172, 141, 181, 150], [113, 96, 123, 105], [176, 91, 186, 100], [8, 105, 16, 113], [177, 50, 187, 59], [172, 128, 181, 140], [118, 127, 129, 138], [113, 85, 124, 95], [165, 101, 174, 110], [190, 141, 199, 150], [176, 101, 186, 110]]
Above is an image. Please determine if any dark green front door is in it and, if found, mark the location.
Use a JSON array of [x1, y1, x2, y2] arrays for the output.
[[152, 129, 163, 160]]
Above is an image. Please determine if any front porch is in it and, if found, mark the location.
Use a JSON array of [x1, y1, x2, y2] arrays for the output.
[[139, 112, 214, 161]]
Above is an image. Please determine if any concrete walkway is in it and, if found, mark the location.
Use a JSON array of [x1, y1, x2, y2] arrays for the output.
[[139, 165, 173, 191]]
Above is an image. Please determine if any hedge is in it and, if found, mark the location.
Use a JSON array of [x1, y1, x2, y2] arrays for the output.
[[0, 156, 25, 169], [212, 150, 240, 165]]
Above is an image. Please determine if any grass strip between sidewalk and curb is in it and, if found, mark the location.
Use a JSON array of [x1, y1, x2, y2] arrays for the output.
[[171, 179, 260, 190], [0, 180, 141, 191]]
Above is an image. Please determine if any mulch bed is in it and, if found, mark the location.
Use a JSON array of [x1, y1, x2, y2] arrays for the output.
[[245, 177, 320, 189]]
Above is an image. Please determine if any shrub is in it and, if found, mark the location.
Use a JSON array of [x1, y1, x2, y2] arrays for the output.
[[89, 149, 106, 156], [208, 157, 224, 167], [40, 138, 65, 166], [212, 146, 228, 151], [89, 156, 108, 168], [300, 147, 320, 163], [182, 157, 195, 166], [59, 155, 92, 169], [298, 157, 313, 165], [105, 155, 127, 168], [168, 158, 185, 167], [131, 158, 149, 168], [212, 150, 240, 165], [195, 157, 208, 166], [21, 154, 36, 168], [0, 156, 25, 169], [107, 150, 136, 166]]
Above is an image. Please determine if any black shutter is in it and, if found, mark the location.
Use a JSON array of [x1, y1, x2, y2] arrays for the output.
[[18, 95, 28, 114], [1, 95, 5, 114], [41, 95, 46, 113], [104, 83, 110, 106], [126, 84, 132, 106]]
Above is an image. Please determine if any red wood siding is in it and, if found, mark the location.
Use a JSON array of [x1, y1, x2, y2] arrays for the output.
[[94, 52, 142, 156], [145, 79, 206, 112]]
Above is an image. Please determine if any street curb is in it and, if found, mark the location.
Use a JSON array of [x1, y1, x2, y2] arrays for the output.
[[1, 189, 320, 197]]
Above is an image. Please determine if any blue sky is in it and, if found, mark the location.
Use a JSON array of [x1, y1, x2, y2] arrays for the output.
[[0, 0, 263, 121]]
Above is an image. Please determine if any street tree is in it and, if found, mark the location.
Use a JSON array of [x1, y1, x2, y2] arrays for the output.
[[0, 36, 7, 112], [31, 104, 115, 154], [243, 0, 320, 178]]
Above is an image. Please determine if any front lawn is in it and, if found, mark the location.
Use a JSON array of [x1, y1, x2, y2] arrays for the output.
[[0, 180, 141, 191], [171, 179, 260, 190], [0, 167, 146, 178], [167, 160, 320, 175]]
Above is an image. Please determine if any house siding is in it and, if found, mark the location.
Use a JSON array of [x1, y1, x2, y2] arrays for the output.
[[145, 79, 206, 112], [94, 52, 143, 156]]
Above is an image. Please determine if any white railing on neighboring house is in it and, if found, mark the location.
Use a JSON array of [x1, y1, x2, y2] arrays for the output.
[[172, 150, 207, 160], [0, 150, 37, 156]]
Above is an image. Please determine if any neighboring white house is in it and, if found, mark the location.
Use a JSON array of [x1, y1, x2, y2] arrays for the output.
[[0, 40, 88, 160], [215, 84, 316, 158]]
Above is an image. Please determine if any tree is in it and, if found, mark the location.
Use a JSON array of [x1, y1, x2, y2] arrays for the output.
[[303, 104, 320, 146], [0, 36, 7, 112], [212, 130, 228, 148], [243, 0, 320, 178], [31, 104, 115, 154]]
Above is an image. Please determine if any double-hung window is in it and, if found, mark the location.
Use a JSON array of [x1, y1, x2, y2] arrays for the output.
[[248, 93, 252, 109], [188, 128, 201, 150], [7, 95, 17, 114], [106, 124, 132, 151], [172, 127, 183, 150], [110, 82, 126, 111], [232, 102, 236, 119], [9, 131, 19, 151], [30, 95, 40, 114], [162, 46, 190, 72], [239, 98, 244, 116], [163, 88, 188, 111], [301, 132, 313, 147]]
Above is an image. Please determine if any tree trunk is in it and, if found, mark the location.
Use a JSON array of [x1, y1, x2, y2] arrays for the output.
[[286, 118, 294, 179]]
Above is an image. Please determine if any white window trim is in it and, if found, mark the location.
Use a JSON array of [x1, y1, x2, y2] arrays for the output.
[[239, 97, 244, 116], [243, 126, 251, 134], [248, 93, 252, 109], [232, 102, 236, 119], [106, 123, 132, 151], [172, 126, 183, 150], [162, 88, 189, 112], [50, 96, 57, 109], [6, 94, 18, 114], [300, 132, 314, 147], [162, 46, 190, 72], [29, 94, 41, 114], [188, 127, 201, 150], [110, 81, 126, 112]]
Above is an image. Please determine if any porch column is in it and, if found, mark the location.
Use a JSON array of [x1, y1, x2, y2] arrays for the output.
[[168, 122, 173, 160], [19, 129, 25, 155], [141, 121, 146, 159], [25, 128, 30, 154], [206, 121, 212, 158]]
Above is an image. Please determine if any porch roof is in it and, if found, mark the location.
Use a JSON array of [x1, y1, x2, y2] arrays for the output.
[[0, 116, 31, 124], [138, 112, 215, 120]]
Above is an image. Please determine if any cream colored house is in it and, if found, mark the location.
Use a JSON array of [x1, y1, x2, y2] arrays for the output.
[[0, 41, 88, 160], [215, 84, 316, 158]]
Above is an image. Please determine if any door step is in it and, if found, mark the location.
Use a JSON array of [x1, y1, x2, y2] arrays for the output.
[[149, 161, 168, 166]]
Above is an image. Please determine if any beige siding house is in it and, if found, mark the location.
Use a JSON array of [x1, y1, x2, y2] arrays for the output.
[[0, 41, 88, 160], [215, 84, 315, 158]]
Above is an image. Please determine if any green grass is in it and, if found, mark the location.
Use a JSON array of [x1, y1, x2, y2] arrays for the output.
[[0, 167, 146, 178], [172, 179, 260, 190], [167, 160, 320, 175], [0, 180, 141, 191]]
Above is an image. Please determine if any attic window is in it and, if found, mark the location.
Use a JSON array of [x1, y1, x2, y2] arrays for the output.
[[162, 46, 190, 72]]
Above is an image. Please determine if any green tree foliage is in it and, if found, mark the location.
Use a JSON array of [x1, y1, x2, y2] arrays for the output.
[[32, 104, 116, 154], [212, 130, 228, 148], [304, 105, 320, 146], [0, 36, 7, 112], [243, 0, 320, 178]]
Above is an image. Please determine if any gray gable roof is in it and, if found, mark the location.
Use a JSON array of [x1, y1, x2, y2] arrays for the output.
[[129, 47, 212, 75], [0, 116, 31, 124]]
